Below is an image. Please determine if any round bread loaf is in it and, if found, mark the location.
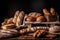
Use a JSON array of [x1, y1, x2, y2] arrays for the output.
[[26, 16, 35, 22], [43, 8, 50, 16], [36, 16, 46, 22]]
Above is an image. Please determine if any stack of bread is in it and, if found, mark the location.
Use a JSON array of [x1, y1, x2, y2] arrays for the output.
[[0, 7, 59, 38], [1, 11, 25, 30], [43, 8, 58, 22], [26, 12, 46, 22]]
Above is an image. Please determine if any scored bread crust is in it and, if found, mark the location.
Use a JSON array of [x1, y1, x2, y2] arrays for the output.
[[16, 11, 25, 27], [13, 10, 20, 24]]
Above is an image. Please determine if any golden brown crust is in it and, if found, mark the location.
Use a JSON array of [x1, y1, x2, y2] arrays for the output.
[[33, 30, 46, 37], [50, 7, 55, 15], [1, 24, 16, 29], [35, 13, 42, 18], [33, 30, 40, 37], [16, 11, 25, 27], [7, 18, 13, 24], [26, 16, 35, 22], [26, 12, 42, 22], [28, 12, 37, 17], [1, 18, 8, 26], [36, 16, 46, 22], [13, 10, 20, 24], [43, 8, 50, 16]]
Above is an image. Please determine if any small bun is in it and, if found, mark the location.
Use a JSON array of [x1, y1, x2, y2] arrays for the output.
[[26, 16, 35, 22], [36, 16, 46, 22], [35, 13, 42, 18], [50, 7, 55, 15], [43, 8, 50, 16]]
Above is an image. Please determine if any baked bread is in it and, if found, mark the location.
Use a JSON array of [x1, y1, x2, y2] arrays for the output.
[[33, 30, 46, 37], [28, 12, 37, 17], [16, 11, 25, 27], [43, 8, 50, 16], [0, 29, 19, 39], [13, 10, 20, 24], [7, 18, 13, 24], [36, 16, 46, 22], [26, 16, 35, 22], [50, 7, 55, 15], [35, 13, 42, 18], [1, 18, 8, 26], [1, 24, 16, 29]]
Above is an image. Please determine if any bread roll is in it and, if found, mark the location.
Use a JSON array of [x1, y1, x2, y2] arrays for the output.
[[26, 16, 35, 22], [50, 7, 55, 15], [19, 29, 27, 34], [43, 8, 50, 16], [7, 18, 13, 24], [33, 30, 40, 37], [29, 12, 42, 18], [35, 13, 42, 18], [33, 30, 46, 37], [36, 16, 46, 22], [0, 29, 19, 39], [1, 18, 8, 26], [1, 24, 16, 29], [28, 12, 37, 17]]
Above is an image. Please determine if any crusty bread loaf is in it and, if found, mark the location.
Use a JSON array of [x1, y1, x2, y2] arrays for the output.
[[28, 12, 37, 17], [36, 16, 46, 22], [7, 18, 13, 24], [26, 12, 42, 22], [16, 11, 25, 27], [33, 30, 40, 37], [13, 10, 20, 24], [43, 8, 50, 16], [1, 24, 16, 29], [26, 16, 36, 22], [50, 7, 55, 15], [1, 18, 8, 26], [33, 30, 46, 37]]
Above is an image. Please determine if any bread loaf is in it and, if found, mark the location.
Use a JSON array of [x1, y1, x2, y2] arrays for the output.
[[16, 11, 25, 27], [1, 24, 16, 29], [13, 10, 20, 24], [43, 8, 50, 16], [7, 18, 13, 24], [36, 16, 46, 22]]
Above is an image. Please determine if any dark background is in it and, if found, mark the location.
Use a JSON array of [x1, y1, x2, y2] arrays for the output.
[[0, 0, 60, 26]]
